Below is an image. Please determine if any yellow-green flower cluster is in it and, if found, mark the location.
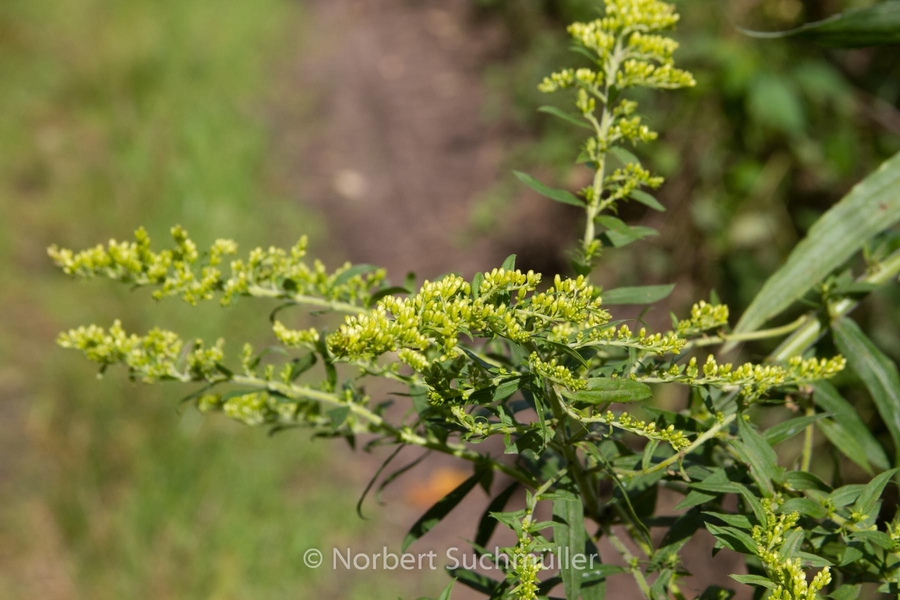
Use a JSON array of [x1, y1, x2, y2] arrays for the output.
[[753, 510, 832, 600], [604, 163, 664, 202], [328, 270, 609, 369], [49, 226, 386, 310], [604, 410, 689, 450], [529, 353, 587, 391], [676, 301, 730, 336], [655, 354, 845, 400], [581, 323, 686, 355], [199, 392, 304, 426], [272, 321, 320, 347], [617, 60, 695, 90], [57, 320, 183, 383]]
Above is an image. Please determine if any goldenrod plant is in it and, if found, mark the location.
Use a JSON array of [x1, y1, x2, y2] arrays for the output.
[[50, 1, 900, 598]]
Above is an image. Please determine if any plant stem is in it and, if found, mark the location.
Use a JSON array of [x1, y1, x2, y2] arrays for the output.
[[230, 375, 536, 487], [801, 403, 815, 472], [247, 285, 367, 314], [620, 413, 737, 477], [606, 527, 653, 599]]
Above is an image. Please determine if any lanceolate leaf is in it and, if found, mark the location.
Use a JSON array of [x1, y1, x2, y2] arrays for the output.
[[729, 151, 900, 345], [833, 318, 900, 465], [538, 105, 593, 130], [474, 482, 519, 548], [514, 171, 584, 207], [561, 377, 652, 404], [553, 491, 586, 600], [403, 469, 484, 551], [741, 2, 900, 48], [813, 381, 890, 473], [733, 418, 784, 495], [601, 284, 675, 306]]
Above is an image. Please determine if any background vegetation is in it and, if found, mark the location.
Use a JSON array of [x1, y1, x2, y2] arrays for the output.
[[1, 0, 898, 598]]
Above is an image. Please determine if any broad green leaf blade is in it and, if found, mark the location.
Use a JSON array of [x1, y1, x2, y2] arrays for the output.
[[560, 378, 653, 404], [740, 2, 900, 47], [514, 171, 584, 207], [403, 470, 483, 551], [833, 318, 900, 465], [813, 381, 890, 473], [538, 106, 593, 130], [601, 284, 675, 306], [553, 492, 586, 600], [729, 151, 900, 346]]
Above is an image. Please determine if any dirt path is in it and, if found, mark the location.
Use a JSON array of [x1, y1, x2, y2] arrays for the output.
[[271, 0, 573, 280]]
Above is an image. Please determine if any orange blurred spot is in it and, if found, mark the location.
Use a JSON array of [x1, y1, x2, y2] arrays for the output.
[[405, 467, 470, 508]]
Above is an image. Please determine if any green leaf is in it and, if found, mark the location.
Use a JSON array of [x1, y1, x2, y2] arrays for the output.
[[560, 377, 652, 404], [829, 584, 862, 600], [704, 523, 758, 554], [763, 414, 826, 446], [538, 106, 593, 130], [601, 284, 675, 306], [828, 484, 866, 508], [729, 574, 776, 590], [729, 151, 900, 345], [740, 2, 900, 47], [437, 580, 455, 600], [332, 263, 378, 289], [854, 467, 899, 516], [733, 417, 784, 495], [629, 189, 666, 212], [609, 146, 641, 166], [403, 470, 484, 551], [784, 471, 832, 493], [368, 286, 411, 306], [288, 352, 317, 382], [703, 512, 753, 530], [475, 482, 519, 548], [446, 567, 505, 596], [605, 225, 659, 248], [833, 317, 900, 464], [553, 491, 586, 600], [514, 171, 584, 207], [814, 381, 890, 473], [501, 254, 516, 272], [851, 529, 895, 549], [781, 497, 827, 519], [674, 490, 716, 510]]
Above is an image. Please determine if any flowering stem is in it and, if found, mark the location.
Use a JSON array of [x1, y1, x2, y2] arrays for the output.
[[620, 413, 737, 477]]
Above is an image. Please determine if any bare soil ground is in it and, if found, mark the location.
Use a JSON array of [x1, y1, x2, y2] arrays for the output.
[[271, 0, 574, 280]]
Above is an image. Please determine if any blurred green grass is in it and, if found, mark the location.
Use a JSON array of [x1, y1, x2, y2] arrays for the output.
[[0, 0, 400, 597]]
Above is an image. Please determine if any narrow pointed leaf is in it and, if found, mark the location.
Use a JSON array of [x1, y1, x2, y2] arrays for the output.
[[833, 317, 900, 464], [560, 377, 652, 404], [740, 2, 900, 47], [813, 381, 889, 473], [514, 171, 584, 207], [553, 492, 586, 600], [601, 284, 675, 306], [403, 470, 484, 551], [538, 106, 593, 130], [729, 151, 900, 346]]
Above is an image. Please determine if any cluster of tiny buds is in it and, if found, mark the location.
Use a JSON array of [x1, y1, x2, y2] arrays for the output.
[[676, 301, 730, 336], [655, 354, 845, 399], [529, 353, 587, 391], [49, 226, 386, 309], [328, 270, 610, 367], [604, 411, 690, 450]]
